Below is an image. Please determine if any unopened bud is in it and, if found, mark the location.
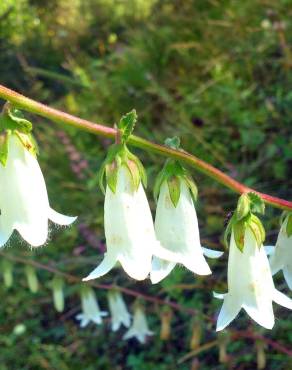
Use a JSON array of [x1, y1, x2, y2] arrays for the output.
[[160, 307, 172, 340]]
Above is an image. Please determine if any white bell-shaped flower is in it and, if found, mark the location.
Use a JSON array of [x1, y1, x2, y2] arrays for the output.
[[268, 217, 292, 290], [151, 180, 223, 283], [76, 286, 108, 328], [215, 229, 292, 331], [84, 166, 163, 281], [0, 134, 76, 247], [108, 290, 131, 331], [123, 305, 153, 344]]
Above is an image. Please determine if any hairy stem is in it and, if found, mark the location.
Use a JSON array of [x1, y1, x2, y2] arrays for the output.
[[0, 84, 291, 210]]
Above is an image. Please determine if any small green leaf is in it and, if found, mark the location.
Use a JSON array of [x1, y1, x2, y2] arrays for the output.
[[236, 193, 250, 220], [1, 104, 32, 133], [286, 214, 292, 237], [167, 176, 181, 207], [233, 220, 246, 252], [164, 136, 180, 150], [118, 109, 137, 143]]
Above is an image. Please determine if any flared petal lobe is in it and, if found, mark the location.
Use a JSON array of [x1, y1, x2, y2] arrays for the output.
[[269, 218, 292, 290]]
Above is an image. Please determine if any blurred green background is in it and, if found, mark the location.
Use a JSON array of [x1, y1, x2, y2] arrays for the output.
[[0, 0, 291, 369]]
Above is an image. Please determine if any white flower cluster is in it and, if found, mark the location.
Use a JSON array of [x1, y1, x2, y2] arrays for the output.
[[76, 288, 153, 344], [0, 107, 291, 332]]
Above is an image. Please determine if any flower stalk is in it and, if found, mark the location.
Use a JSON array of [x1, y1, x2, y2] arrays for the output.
[[0, 85, 291, 211]]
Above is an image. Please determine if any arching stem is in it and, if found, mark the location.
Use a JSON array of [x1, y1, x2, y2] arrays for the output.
[[0, 84, 291, 211]]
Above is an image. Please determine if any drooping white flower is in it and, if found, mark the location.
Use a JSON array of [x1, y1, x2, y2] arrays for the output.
[[268, 215, 292, 290], [123, 305, 153, 344], [76, 286, 108, 328], [150, 180, 223, 283], [0, 134, 76, 247], [215, 229, 292, 331], [84, 165, 164, 281], [108, 290, 131, 331]]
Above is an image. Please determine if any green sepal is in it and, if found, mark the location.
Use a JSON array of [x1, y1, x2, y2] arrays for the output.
[[118, 109, 137, 144], [248, 192, 265, 215], [99, 143, 146, 194], [248, 214, 265, 248], [184, 175, 198, 202], [224, 204, 265, 252], [285, 213, 292, 237], [233, 219, 246, 252], [0, 130, 10, 166], [223, 213, 234, 249], [167, 176, 181, 207], [154, 158, 198, 206], [15, 131, 39, 156], [0, 104, 32, 133], [236, 193, 251, 221]]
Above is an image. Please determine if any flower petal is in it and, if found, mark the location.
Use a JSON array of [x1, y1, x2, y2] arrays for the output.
[[216, 295, 241, 331], [213, 291, 226, 300], [0, 220, 13, 248], [269, 251, 284, 275], [183, 254, 212, 275], [83, 253, 117, 281], [202, 247, 224, 259], [283, 266, 292, 290], [48, 208, 77, 226], [118, 247, 152, 280], [273, 289, 292, 309], [264, 245, 275, 256], [243, 302, 274, 330], [150, 257, 176, 284]]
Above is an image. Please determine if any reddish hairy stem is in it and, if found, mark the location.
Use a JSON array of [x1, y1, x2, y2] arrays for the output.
[[0, 84, 291, 210]]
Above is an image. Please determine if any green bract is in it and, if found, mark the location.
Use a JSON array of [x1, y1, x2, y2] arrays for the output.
[[224, 192, 266, 251], [99, 143, 146, 194], [0, 103, 38, 166], [280, 211, 292, 237]]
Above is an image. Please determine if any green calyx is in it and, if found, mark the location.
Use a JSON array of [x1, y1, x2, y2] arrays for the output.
[[280, 211, 292, 237], [224, 192, 266, 252], [154, 158, 198, 207], [0, 103, 38, 166], [99, 143, 147, 194]]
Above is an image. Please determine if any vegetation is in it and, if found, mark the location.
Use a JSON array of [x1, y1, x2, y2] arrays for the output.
[[0, 0, 291, 369]]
